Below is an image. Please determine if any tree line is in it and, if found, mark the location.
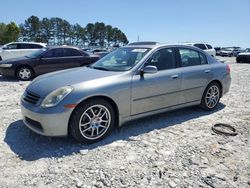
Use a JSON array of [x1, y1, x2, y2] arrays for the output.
[[0, 15, 129, 47]]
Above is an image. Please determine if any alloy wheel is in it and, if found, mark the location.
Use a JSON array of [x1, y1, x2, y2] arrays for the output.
[[78, 104, 111, 140], [19, 68, 31, 80], [205, 85, 220, 109]]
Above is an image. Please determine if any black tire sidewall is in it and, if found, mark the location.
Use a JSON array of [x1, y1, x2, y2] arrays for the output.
[[201, 82, 221, 111], [69, 98, 115, 144], [16, 66, 34, 81]]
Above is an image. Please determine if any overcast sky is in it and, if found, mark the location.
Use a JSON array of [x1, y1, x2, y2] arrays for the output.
[[1, 0, 250, 47]]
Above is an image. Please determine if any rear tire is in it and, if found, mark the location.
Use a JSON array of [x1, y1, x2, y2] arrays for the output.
[[69, 98, 115, 144], [200, 82, 221, 111], [16, 66, 34, 81]]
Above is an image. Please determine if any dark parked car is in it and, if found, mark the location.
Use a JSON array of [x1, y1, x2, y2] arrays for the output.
[[236, 48, 250, 63], [0, 46, 99, 80], [232, 47, 244, 57]]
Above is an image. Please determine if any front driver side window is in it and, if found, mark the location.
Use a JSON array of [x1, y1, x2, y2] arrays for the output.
[[146, 48, 175, 71]]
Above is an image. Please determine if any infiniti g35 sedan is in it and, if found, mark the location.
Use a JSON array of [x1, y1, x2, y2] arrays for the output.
[[21, 42, 231, 143]]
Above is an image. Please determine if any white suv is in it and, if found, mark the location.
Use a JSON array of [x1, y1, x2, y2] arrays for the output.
[[183, 43, 216, 57], [0, 42, 46, 61]]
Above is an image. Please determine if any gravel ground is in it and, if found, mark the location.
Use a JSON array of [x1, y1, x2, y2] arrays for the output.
[[0, 57, 249, 188]]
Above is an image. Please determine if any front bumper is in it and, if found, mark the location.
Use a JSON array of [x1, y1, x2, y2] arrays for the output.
[[0, 67, 15, 77], [21, 102, 73, 137]]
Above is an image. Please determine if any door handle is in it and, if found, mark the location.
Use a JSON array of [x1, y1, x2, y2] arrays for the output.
[[171, 74, 179, 79], [204, 70, 211, 73]]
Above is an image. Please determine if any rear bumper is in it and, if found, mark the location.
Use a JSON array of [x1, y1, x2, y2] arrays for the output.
[[222, 74, 231, 95]]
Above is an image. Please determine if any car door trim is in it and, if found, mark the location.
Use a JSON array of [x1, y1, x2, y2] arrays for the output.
[[133, 86, 203, 102]]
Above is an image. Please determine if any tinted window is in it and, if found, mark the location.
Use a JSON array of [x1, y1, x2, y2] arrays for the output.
[[4, 44, 18, 49], [179, 48, 203, 67], [199, 53, 207, 64], [146, 48, 175, 70], [194, 43, 207, 50], [42, 49, 64, 58], [18, 43, 43, 49], [206, 44, 213, 49], [64, 48, 82, 57]]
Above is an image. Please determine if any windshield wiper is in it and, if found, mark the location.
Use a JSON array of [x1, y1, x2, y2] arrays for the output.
[[89, 66, 110, 71]]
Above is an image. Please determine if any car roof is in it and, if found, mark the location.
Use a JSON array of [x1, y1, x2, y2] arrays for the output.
[[8, 42, 47, 46], [46, 45, 82, 50], [123, 42, 207, 51]]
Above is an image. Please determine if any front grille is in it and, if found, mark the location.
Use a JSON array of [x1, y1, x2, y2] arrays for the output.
[[25, 117, 43, 131], [23, 90, 40, 104]]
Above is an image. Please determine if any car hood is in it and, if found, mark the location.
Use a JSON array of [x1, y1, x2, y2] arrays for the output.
[[221, 50, 232, 53], [27, 67, 122, 97], [238, 52, 250, 56]]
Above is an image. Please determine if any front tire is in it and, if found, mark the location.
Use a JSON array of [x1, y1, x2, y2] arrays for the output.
[[69, 98, 115, 144], [201, 82, 221, 111], [16, 66, 34, 81]]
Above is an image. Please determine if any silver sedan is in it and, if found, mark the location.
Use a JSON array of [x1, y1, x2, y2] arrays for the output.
[[21, 42, 231, 143]]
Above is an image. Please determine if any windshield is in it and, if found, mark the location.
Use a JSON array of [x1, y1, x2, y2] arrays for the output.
[[245, 48, 250, 52], [89, 47, 150, 71], [27, 48, 47, 58]]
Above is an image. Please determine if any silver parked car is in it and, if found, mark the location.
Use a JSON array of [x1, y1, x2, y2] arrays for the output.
[[21, 42, 231, 143]]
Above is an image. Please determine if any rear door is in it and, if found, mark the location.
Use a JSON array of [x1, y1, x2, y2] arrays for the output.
[[35, 48, 65, 74], [131, 47, 182, 115], [176, 48, 213, 104], [18, 43, 43, 57], [63, 48, 85, 68]]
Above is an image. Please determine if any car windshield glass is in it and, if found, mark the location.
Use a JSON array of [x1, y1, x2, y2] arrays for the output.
[[246, 49, 250, 52], [89, 47, 150, 71], [27, 48, 47, 58]]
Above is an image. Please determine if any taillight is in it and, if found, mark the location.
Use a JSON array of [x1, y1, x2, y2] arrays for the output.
[[226, 64, 230, 74]]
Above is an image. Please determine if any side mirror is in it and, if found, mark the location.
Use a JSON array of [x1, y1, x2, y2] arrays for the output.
[[141, 65, 158, 75]]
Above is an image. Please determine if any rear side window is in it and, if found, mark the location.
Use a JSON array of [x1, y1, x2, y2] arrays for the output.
[[18, 43, 43, 49], [42, 48, 64, 58], [179, 48, 207, 67], [146, 48, 175, 70], [194, 43, 207, 50], [206, 44, 213, 49], [64, 48, 82, 57]]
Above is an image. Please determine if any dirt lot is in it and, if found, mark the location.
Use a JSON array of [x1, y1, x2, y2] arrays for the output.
[[0, 57, 249, 188]]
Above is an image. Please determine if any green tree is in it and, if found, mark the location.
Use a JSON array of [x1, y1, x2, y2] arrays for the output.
[[22, 15, 41, 41], [40, 17, 53, 43], [18, 15, 129, 46], [71, 24, 85, 45], [0, 22, 20, 44]]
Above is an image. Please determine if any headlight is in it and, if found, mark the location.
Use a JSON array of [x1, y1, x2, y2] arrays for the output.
[[41, 86, 73, 108], [0, 64, 12, 68]]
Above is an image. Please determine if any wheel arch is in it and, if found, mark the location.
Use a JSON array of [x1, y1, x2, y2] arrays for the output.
[[15, 64, 35, 77], [68, 95, 120, 135], [206, 80, 223, 98]]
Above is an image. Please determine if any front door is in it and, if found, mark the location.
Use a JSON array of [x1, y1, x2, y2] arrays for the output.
[[131, 48, 182, 115]]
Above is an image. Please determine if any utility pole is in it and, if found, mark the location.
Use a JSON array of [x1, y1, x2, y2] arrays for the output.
[[137, 35, 140, 42]]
